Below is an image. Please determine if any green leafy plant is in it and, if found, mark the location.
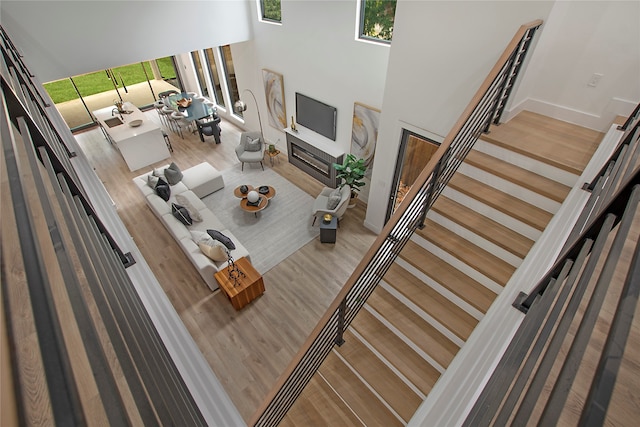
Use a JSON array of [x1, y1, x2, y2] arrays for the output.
[[333, 154, 367, 195]]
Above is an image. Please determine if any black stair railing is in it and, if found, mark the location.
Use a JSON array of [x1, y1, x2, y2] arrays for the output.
[[250, 19, 543, 427]]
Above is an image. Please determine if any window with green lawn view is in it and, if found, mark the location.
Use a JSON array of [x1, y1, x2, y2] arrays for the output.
[[359, 0, 397, 43], [260, 0, 281, 22]]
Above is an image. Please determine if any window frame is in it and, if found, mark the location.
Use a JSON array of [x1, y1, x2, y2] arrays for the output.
[[358, 0, 397, 45], [259, 0, 282, 23]]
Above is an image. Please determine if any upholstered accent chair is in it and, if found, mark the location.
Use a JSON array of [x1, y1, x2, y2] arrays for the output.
[[235, 131, 265, 171], [311, 185, 351, 225], [197, 117, 222, 144]]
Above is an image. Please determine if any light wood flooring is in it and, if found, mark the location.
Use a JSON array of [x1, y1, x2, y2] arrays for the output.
[[72, 110, 378, 423]]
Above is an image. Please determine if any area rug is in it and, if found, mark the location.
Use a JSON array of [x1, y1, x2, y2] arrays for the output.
[[201, 166, 316, 274]]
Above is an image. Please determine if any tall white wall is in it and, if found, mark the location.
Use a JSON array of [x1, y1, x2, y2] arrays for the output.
[[365, 0, 557, 232], [230, 0, 390, 188], [509, 0, 640, 130], [0, 1, 253, 82]]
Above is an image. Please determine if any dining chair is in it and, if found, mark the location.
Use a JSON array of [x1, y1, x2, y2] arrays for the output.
[[196, 117, 222, 144]]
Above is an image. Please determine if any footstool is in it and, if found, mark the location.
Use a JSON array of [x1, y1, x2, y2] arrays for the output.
[[181, 162, 225, 198]]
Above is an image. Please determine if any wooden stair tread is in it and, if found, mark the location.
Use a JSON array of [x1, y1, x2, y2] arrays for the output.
[[449, 173, 553, 231], [432, 196, 534, 259], [336, 330, 423, 422], [367, 287, 459, 369], [383, 263, 478, 341], [400, 239, 497, 314], [351, 309, 441, 395], [465, 150, 572, 203], [319, 351, 404, 427], [280, 375, 362, 427], [417, 219, 516, 286], [482, 111, 602, 175]]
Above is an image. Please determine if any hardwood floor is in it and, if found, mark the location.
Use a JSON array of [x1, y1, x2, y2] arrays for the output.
[[72, 111, 377, 422]]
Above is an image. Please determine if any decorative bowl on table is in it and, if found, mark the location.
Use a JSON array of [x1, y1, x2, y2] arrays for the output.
[[176, 98, 192, 108], [128, 119, 143, 127], [258, 186, 270, 195]]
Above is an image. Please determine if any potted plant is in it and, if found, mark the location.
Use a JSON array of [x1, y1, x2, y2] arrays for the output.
[[333, 154, 367, 206]]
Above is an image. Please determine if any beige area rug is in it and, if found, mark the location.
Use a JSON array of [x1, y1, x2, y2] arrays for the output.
[[201, 165, 317, 274]]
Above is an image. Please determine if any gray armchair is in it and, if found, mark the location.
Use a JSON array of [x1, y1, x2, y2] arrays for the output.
[[235, 131, 265, 171], [311, 185, 351, 225]]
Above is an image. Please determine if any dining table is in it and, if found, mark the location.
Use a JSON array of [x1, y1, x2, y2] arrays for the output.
[[164, 92, 216, 122]]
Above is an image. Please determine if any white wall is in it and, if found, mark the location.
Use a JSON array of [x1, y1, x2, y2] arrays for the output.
[[230, 0, 390, 189], [365, 0, 557, 232], [0, 0, 253, 82], [509, 0, 640, 130]]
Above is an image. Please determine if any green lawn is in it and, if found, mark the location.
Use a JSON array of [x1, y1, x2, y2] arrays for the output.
[[44, 57, 177, 104]]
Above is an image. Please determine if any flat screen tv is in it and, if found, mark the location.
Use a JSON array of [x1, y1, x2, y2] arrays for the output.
[[295, 92, 337, 141]]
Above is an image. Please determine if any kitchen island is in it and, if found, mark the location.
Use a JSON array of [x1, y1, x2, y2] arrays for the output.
[[93, 102, 170, 171]]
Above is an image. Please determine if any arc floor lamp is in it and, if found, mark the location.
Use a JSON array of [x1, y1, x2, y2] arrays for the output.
[[234, 89, 264, 140]]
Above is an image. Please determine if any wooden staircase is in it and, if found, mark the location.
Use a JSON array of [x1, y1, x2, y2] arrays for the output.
[[279, 111, 603, 426]]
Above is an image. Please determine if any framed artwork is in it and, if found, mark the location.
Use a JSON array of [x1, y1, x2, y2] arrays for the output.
[[351, 102, 380, 178], [262, 69, 287, 130]]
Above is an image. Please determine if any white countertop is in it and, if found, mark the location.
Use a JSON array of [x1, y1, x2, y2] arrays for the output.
[[93, 102, 160, 143]]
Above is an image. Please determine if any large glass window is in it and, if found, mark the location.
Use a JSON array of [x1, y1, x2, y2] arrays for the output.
[[220, 45, 241, 118], [260, 0, 281, 22], [204, 48, 225, 108], [191, 51, 210, 98], [359, 0, 397, 43]]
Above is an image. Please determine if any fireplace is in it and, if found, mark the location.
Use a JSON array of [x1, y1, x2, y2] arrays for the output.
[[286, 127, 344, 188]]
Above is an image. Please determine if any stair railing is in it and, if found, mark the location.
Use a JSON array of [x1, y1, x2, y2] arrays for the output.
[[250, 19, 543, 427]]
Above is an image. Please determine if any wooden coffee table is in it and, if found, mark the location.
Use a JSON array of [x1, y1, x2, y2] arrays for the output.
[[236, 185, 276, 216], [214, 257, 265, 310]]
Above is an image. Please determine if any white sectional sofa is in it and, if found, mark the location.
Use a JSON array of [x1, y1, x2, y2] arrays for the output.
[[133, 162, 250, 291]]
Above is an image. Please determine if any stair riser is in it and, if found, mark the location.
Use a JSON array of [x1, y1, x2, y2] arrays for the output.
[[457, 164, 561, 214], [475, 139, 579, 187], [441, 187, 542, 241]]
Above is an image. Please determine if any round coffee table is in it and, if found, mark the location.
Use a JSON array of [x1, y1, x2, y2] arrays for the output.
[[240, 195, 268, 216]]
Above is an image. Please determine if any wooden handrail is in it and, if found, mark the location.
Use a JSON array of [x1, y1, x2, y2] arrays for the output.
[[250, 19, 544, 426]]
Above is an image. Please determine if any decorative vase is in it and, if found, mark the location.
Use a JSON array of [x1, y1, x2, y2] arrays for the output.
[[291, 116, 297, 132], [247, 190, 259, 203]]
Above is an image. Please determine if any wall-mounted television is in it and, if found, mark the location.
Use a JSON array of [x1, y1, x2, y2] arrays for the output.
[[295, 92, 337, 141]]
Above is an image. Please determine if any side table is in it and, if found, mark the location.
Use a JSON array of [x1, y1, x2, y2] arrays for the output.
[[319, 216, 338, 243], [214, 257, 265, 310], [265, 148, 281, 166]]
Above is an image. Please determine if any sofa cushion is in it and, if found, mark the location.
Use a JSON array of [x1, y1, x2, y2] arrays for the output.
[[164, 162, 183, 185], [207, 229, 236, 250], [171, 203, 193, 226], [146, 194, 171, 216], [175, 194, 203, 222], [190, 209, 226, 232]]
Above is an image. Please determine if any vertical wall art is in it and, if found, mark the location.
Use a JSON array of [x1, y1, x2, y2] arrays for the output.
[[351, 102, 381, 178], [262, 69, 287, 130]]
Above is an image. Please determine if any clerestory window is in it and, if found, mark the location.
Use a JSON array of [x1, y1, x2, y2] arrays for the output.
[[359, 0, 397, 44], [260, 0, 282, 23]]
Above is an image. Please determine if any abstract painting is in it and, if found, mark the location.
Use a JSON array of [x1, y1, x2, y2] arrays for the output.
[[262, 69, 287, 129], [351, 102, 381, 178]]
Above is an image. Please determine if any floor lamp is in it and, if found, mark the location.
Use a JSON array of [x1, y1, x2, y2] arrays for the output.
[[234, 89, 264, 141]]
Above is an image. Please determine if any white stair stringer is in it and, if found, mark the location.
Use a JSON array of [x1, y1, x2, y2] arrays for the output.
[[410, 233, 504, 296], [474, 138, 580, 187], [457, 163, 561, 214], [441, 186, 542, 241], [364, 303, 447, 374], [379, 279, 467, 347], [425, 210, 522, 268], [394, 257, 485, 321]]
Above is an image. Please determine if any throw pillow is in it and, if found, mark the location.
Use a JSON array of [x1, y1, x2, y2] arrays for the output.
[[152, 168, 165, 179], [171, 203, 193, 226], [155, 178, 171, 201], [244, 136, 261, 152], [327, 187, 343, 210], [164, 162, 183, 185], [207, 229, 236, 250], [147, 174, 160, 189], [175, 194, 203, 222], [198, 240, 229, 262]]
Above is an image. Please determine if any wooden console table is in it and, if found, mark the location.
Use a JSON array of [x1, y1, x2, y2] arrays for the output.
[[214, 257, 265, 310]]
